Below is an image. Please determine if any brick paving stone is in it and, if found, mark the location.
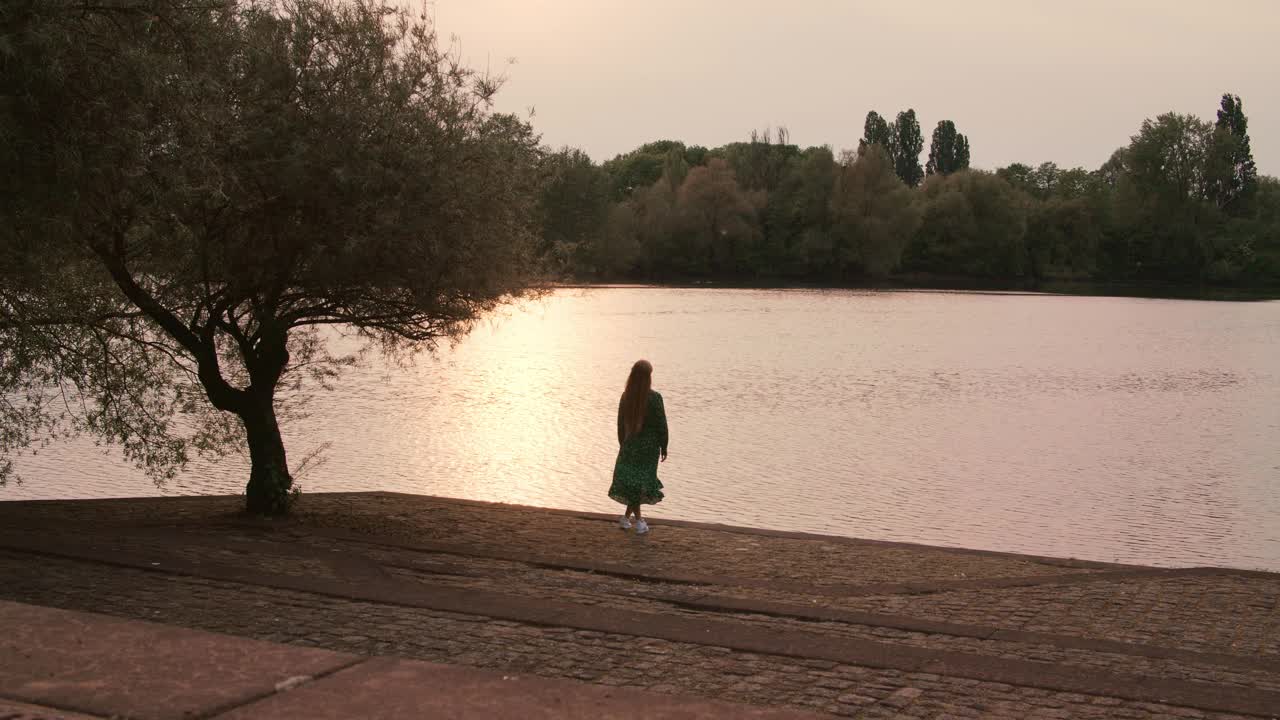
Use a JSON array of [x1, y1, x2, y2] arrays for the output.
[[2, 494, 1278, 720], [0, 551, 1268, 720]]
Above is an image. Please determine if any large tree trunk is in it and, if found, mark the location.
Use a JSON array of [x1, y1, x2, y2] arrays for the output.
[[240, 396, 292, 516]]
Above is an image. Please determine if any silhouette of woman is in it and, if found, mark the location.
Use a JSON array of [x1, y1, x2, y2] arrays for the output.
[[608, 360, 668, 534]]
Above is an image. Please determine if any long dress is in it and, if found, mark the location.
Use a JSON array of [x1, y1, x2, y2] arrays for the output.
[[608, 390, 668, 506]]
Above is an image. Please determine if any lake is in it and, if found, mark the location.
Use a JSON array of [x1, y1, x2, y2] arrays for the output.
[[7, 288, 1280, 571]]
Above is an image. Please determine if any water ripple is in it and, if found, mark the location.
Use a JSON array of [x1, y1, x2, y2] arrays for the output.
[[7, 289, 1280, 571]]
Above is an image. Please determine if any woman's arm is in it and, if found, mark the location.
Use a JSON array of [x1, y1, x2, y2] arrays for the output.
[[654, 393, 669, 459], [617, 396, 626, 445]]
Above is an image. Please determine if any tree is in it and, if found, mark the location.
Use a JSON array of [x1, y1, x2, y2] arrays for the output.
[[662, 147, 691, 191], [1123, 113, 1215, 206], [1110, 113, 1218, 279], [998, 162, 1083, 199], [675, 159, 764, 275], [539, 149, 612, 276], [620, 170, 682, 277], [891, 109, 925, 188], [792, 146, 839, 275], [594, 204, 643, 278], [1053, 167, 1099, 200], [0, 0, 545, 513], [996, 163, 1036, 195], [830, 147, 922, 277], [1208, 93, 1258, 212], [602, 141, 682, 200], [1236, 176, 1280, 282], [859, 111, 893, 154], [905, 171, 1030, 278], [956, 134, 971, 173], [925, 120, 970, 177], [1025, 197, 1103, 281], [722, 130, 799, 193]]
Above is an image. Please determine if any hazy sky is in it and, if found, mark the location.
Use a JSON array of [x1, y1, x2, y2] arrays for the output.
[[430, 0, 1278, 173]]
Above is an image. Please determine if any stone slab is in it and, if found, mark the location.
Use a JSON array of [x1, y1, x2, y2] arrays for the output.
[[0, 600, 359, 720], [5, 536, 1280, 717], [214, 656, 828, 719]]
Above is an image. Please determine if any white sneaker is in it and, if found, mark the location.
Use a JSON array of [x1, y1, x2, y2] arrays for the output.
[[619, 515, 632, 530], [635, 519, 650, 535]]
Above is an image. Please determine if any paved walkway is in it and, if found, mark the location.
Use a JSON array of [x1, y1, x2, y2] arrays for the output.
[[0, 492, 1277, 719], [0, 600, 816, 719]]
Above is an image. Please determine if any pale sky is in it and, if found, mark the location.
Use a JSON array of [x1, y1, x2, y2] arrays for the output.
[[430, 0, 1279, 173]]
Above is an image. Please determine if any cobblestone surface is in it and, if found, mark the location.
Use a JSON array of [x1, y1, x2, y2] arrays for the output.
[[45, 520, 1280, 692], [381, 561, 1280, 693], [3, 494, 1278, 720], [0, 551, 1260, 720], [816, 576, 1280, 658]]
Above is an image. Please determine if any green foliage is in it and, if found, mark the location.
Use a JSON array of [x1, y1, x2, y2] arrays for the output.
[[1208, 93, 1258, 213], [997, 162, 1098, 201], [905, 171, 1030, 278], [859, 112, 893, 154], [1108, 113, 1220, 280], [0, 0, 544, 510], [926, 120, 970, 177], [601, 141, 708, 200], [1026, 197, 1104, 280], [539, 148, 612, 274], [676, 159, 766, 275], [830, 147, 923, 277], [891, 109, 925, 188], [720, 131, 801, 193], [568, 90, 1278, 289], [858, 109, 926, 187]]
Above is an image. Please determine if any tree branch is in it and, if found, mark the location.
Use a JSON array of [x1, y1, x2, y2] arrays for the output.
[[92, 234, 249, 414]]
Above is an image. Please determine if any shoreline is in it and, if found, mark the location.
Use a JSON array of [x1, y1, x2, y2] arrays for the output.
[[552, 280, 1280, 302], [4, 490, 1275, 578], [5, 490, 1274, 575]]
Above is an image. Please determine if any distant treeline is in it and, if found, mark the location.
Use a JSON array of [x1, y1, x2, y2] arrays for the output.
[[538, 95, 1278, 289]]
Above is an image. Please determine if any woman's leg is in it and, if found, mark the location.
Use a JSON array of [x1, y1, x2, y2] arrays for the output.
[[633, 504, 642, 521], [626, 503, 637, 519]]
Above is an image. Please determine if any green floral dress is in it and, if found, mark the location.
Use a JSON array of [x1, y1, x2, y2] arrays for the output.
[[608, 390, 668, 506]]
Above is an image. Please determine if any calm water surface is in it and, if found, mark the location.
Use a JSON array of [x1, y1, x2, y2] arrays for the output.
[[9, 289, 1280, 571]]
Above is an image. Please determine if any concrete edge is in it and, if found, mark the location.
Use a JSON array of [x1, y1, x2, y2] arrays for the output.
[[8, 490, 1278, 577], [2, 535, 1278, 718], [0, 492, 1174, 572], [8, 512, 1261, 600]]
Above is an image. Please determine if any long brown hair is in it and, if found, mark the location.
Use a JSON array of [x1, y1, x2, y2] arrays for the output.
[[620, 360, 653, 440]]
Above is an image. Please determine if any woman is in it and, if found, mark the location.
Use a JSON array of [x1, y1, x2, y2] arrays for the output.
[[608, 359, 668, 534]]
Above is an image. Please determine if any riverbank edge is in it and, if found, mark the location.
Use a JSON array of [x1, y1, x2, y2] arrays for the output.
[[552, 279, 1280, 301], [8, 490, 1275, 578]]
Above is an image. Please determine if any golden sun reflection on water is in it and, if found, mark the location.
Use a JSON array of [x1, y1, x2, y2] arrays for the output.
[[10, 288, 1280, 571]]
